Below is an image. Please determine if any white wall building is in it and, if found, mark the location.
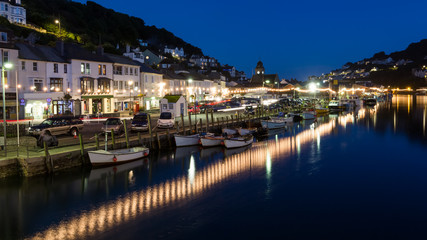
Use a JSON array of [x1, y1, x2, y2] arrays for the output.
[[164, 46, 184, 58], [0, 0, 26, 24]]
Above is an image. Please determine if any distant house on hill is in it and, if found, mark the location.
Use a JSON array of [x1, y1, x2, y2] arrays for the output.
[[164, 46, 185, 58], [0, 0, 26, 24]]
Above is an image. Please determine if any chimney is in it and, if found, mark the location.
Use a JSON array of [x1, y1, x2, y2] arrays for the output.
[[96, 45, 104, 56], [126, 44, 130, 53], [56, 40, 64, 56]]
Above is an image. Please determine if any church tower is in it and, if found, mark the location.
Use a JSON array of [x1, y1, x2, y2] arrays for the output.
[[255, 61, 265, 75]]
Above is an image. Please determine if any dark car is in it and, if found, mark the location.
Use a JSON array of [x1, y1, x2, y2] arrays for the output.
[[131, 113, 149, 132], [200, 104, 213, 113], [102, 118, 124, 135], [27, 117, 84, 137]]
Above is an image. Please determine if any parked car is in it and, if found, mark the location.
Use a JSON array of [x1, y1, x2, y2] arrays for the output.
[[131, 113, 149, 132], [200, 104, 213, 113], [27, 117, 84, 137], [188, 106, 200, 113], [157, 112, 175, 128], [102, 118, 124, 135]]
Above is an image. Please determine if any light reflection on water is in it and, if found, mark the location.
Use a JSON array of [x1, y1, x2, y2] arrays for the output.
[[2, 96, 426, 239], [25, 111, 352, 240]]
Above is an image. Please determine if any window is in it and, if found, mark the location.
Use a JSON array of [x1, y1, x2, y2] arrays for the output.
[[151, 76, 154, 83], [130, 68, 133, 75], [102, 65, 106, 75], [21, 61, 25, 71], [53, 63, 58, 73], [98, 78, 110, 92], [98, 64, 102, 75], [113, 66, 122, 75], [33, 62, 38, 71], [80, 78, 94, 93], [85, 63, 90, 74], [169, 103, 174, 109], [5, 4, 8, 11], [124, 81, 129, 89], [113, 81, 118, 90], [0, 32, 7, 42], [33, 79, 43, 92], [135, 68, 138, 76], [50, 78, 63, 91], [64, 64, 67, 73], [124, 67, 129, 75], [81, 63, 85, 74], [119, 81, 123, 89], [162, 104, 167, 110], [2, 51, 8, 63]]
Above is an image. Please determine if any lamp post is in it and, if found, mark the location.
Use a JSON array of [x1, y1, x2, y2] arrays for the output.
[[55, 19, 61, 38], [128, 80, 133, 114], [1, 62, 13, 152], [16, 72, 21, 147]]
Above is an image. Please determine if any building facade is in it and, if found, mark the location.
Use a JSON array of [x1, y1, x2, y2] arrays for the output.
[[0, 0, 26, 24]]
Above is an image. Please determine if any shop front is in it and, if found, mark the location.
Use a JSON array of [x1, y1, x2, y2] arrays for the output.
[[81, 95, 114, 115]]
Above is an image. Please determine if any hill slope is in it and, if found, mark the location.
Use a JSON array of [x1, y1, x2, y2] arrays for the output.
[[22, 0, 203, 56]]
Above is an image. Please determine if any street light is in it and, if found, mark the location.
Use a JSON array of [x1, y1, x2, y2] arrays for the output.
[[1, 62, 13, 152], [55, 19, 61, 38], [128, 80, 133, 114]]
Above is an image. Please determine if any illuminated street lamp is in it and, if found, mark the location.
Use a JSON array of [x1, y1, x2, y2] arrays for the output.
[[1, 62, 13, 152], [55, 19, 61, 37]]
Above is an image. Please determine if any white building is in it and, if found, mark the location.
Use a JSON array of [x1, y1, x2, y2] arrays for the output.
[[105, 53, 140, 113], [0, 0, 26, 24], [164, 46, 184, 58], [16, 43, 71, 120], [139, 63, 164, 110], [0, 28, 20, 120], [160, 95, 187, 117]]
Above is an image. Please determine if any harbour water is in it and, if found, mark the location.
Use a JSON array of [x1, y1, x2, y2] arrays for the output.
[[1, 95, 427, 239]]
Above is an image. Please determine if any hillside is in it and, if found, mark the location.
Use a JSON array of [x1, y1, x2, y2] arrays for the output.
[[21, 0, 203, 56], [321, 39, 427, 88]]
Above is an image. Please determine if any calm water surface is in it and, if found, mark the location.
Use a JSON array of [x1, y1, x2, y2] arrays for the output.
[[1, 95, 427, 240]]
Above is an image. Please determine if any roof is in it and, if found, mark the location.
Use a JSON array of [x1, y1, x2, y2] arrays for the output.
[[250, 74, 279, 84], [134, 62, 161, 74], [163, 95, 183, 103], [105, 53, 139, 66], [161, 70, 186, 80], [16, 43, 67, 63], [62, 43, 112, 63]]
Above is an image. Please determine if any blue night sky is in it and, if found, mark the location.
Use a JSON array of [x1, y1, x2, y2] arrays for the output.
[[75, 0, 427, 81]]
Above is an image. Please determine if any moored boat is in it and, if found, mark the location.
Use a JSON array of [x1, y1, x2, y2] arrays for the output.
[[237, 127, 257, 136], [261, 118, 287, 129], [88, 147, 149, 167], [200, 135, 225, 147], [223, 135, 254, 149], [174, 134, 200, 147], [315, 108, 329, 115], [328, 99, 346, 112], [302, 110, 316, 120], [222, 128, 237, 135], [364, 98, 377, 106]]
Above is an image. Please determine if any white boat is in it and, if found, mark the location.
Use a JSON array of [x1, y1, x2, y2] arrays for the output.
[[271, 116, 293, 123], [328, 99, 345, 112], [200, 135, 225, 147], [174, 134, 200, 147], [237, 127, 257, 136], [223, 135, 254, 149], [261, 119, 286, 129], [88, 147, 149, 167], [222, 128, 237, 135], [302, 111, 316, 120]]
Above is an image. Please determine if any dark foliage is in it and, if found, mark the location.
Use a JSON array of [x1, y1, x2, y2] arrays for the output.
[[22, 0, 203, 56]]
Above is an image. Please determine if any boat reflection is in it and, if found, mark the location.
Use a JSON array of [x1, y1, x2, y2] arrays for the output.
[[27, 112, 367, 240]]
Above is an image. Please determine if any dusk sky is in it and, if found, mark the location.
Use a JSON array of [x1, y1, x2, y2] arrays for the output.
[[75, 0, 427, 81]]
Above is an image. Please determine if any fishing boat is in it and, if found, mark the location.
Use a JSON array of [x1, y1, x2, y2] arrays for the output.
[[200, 135, 225, 147], [223, 135, 254, 149], [261, 118, 287, 129], [88, 147, 149, 167], [174, 134, 200, 147]]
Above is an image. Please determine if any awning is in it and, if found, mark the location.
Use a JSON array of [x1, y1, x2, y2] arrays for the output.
[[81, 95, 114, 99]]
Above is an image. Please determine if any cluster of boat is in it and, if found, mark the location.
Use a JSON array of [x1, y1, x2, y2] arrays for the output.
[[174, 128, 254, 149]]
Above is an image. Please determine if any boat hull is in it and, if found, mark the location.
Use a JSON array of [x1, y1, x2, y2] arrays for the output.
[[261, 120, 286, 129], [174, 134, 200, 147], [88, 147, 149, 167], [200, 137, 224, 147], [224, 136, 254, 149], [302, 112, 316, 120]]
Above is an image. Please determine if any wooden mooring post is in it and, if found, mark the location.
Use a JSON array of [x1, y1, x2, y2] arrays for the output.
[[123, 120, 129, 148]]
